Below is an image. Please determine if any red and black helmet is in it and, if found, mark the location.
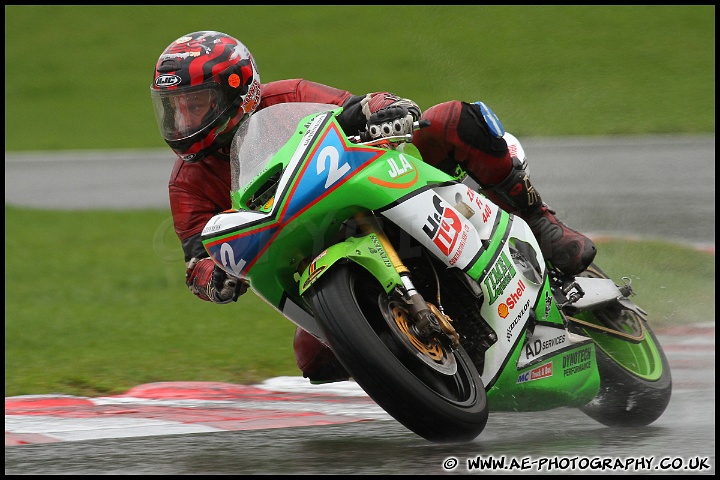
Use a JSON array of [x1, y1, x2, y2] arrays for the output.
[[150, 31, 261, 163]]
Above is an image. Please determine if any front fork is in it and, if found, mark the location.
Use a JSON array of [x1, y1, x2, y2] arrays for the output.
[[354, 213, 459, 346]]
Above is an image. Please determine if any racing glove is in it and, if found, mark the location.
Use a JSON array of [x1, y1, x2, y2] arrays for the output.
[[361, 93, 422, 141], [185, 257, 248, 304]]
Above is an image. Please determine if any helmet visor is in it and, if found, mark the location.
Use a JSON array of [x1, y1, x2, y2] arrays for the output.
[[151, 85, 228, 141]]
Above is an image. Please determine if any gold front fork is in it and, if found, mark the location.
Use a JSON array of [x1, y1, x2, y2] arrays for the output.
[[353, 213, 458, 344], [354, 212, 409, 275]]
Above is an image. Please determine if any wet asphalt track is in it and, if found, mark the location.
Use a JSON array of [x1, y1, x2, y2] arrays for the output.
[[4, 135, 715, 474], [4, 325, 716, 475]]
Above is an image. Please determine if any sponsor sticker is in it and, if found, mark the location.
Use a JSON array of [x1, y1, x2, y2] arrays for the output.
[[516, 361, 553, 384]]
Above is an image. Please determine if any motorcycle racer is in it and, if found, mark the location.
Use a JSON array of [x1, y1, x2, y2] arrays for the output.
[[151, 30, 596, 384]]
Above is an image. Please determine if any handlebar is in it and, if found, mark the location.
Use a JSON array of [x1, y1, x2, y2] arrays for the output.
[[348, 119, 431, 146]]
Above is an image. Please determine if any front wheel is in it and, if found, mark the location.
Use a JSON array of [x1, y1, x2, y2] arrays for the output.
[[573, 264, 672, 427], [308, 263, 488, 443]]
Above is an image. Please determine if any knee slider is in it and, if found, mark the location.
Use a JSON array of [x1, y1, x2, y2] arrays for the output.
[[457, 101, 508, 156], [474, 101, 505, 138]]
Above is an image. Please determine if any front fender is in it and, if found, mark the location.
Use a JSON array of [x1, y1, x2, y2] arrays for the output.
[[298, 233, 402, 296]]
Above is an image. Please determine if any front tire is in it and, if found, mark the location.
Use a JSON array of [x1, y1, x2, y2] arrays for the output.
[[308, 263, 488, 443]]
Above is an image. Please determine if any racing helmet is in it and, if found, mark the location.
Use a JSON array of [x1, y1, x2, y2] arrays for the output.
[[150, 31, 261, 163]]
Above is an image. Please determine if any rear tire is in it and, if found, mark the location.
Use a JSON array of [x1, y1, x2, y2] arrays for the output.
[[309, 263, 488, 443], [576, 264, 672, 427]]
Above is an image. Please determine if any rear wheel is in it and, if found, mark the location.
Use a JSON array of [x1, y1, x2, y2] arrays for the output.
[[309, 263, 488, 443], [573, 264, 672, 427]]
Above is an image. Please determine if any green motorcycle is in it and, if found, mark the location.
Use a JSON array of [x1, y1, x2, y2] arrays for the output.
[[201, 102, 671, 443]]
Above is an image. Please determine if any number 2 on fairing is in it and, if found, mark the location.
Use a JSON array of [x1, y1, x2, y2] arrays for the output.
[[220, 243, 247, 277], [317, 145, 350, 189]]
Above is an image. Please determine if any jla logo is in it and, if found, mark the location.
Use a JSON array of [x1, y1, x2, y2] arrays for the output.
[[386, 154, 414, 178]]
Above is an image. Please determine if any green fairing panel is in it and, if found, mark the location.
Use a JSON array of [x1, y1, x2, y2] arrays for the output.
[[487, 335, 600, 411], [298, 234, 403, 296], [576, 313, 667, 381]]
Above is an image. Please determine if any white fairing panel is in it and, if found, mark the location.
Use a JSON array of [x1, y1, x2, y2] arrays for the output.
[[381, 184, 501, 270]]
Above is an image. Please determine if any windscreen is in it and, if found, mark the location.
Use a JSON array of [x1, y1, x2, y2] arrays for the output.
[[229, 103, 338, 193]]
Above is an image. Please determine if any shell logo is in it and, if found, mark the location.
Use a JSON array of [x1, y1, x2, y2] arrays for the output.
[[498, 303, 509, 318]]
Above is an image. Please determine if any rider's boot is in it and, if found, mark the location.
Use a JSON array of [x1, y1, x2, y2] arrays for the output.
[[485, 157, 597, 275], [293, 327, 350, 384]]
